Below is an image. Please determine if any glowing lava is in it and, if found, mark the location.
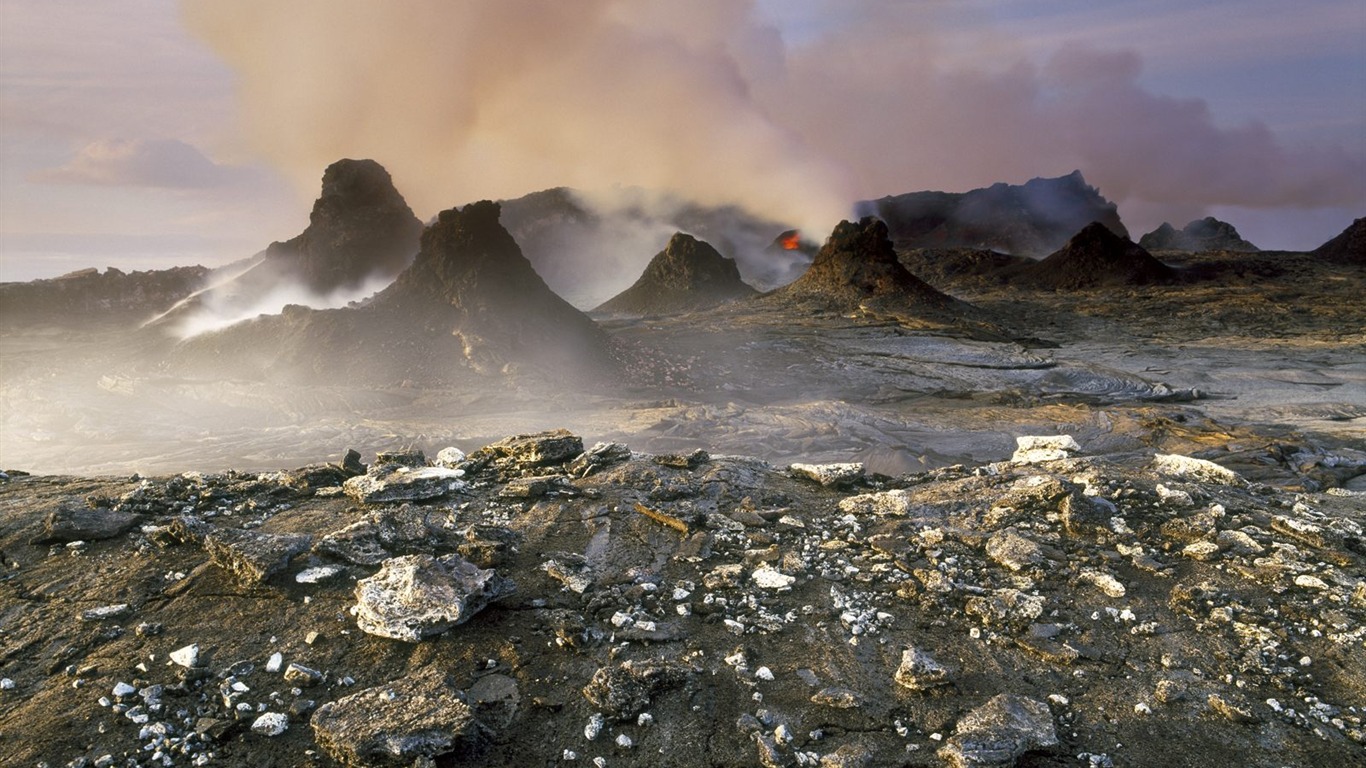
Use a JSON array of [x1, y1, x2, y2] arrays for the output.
[[780, 231, 801, 250]]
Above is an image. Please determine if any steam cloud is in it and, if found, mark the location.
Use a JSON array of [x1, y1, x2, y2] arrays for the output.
[[181, 0, 1364, 241]]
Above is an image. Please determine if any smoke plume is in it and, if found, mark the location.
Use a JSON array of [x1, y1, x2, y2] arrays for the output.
[[181, 0, 1364, 241]]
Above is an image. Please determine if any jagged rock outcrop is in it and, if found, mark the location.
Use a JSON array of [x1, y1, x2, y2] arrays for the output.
[[763, 217, 971, 323], [1139, 217, 1259, 252], [1016, 222, 1177, 290], [0, 266, 208, 328], [1313, 217, 1365, 264], [594, 233, 757, 316], [856, 171, 1128, 256], [148, 159, 422, 335]]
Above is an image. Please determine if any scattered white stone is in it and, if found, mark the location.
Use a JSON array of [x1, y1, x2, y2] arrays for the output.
[[250, 712, 288, 736], [838, 489, 914, 517], [774, 723, 793, 744], [615, 733, 633, 749], [584, 712, 605, 740], [1155, 484, 1194, 507], [1012, 435, 1082, 464], [112, 682, 136, 698], [434, 447, 467, 469], [1134, 702, 1151, 715], [80, 604, 130, 621], [266, 652, 283, 673], [789, 462, 864, 487], [0, 678, 13, 690], [755, 666, 775, 681], [1080, 570, 1127, 598], [751, 566, 796, 590], [1294, 575, 1330, 590], [169, 644, 199, 669], [637, 713, 654, 727], [1152, 454, 1242, 485], [1048, 694, 1069, 706], [563, 750, 578, 760], [296, 565, 344, 584]]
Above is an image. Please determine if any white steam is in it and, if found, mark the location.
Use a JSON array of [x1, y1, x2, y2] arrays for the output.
[[181, 1, 1364, 246]]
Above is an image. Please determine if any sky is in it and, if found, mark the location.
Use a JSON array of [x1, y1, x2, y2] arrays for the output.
[[1, 0, 1363, 283]]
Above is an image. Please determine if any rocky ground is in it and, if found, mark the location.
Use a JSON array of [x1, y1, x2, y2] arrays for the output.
[[1, 429, 1363, 767]]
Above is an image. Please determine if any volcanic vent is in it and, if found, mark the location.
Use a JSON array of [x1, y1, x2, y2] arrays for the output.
[[594, 233, 758, 316], [763, 217, 973, 324]]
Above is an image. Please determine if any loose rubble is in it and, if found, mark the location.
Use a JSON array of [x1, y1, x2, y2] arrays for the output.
[[0, 428, 1362, 767]]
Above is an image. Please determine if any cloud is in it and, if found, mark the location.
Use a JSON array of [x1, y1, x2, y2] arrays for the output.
[[179, 0, 1366, 237], [30, 138, 248, 189]]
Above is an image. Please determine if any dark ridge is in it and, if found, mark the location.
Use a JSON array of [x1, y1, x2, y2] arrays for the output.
[[1313, 217, 1365, 264], [1139, 217, 1259, 252], [856, 171, 1128, 256], [0, 266, 209, 328], [897, 248, 1034, 291], [594, 233, 758, 316], [1016, 222, 1177, 290]]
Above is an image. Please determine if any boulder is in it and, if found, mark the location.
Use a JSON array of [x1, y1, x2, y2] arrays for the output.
[[30, 503, 137, 544], [353, 553, 515, 641], [311, 669, 477, 767], [343, 466, 468, 504], [202, 528, 312, 585], [938, 694, 1058, 768]]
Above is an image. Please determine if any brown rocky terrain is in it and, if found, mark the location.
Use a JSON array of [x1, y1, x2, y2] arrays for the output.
[[1012, 224, 1176, 291], [0, 430, 1362, 767]]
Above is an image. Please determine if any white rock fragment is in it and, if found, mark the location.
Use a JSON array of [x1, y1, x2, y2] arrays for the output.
[[250, 712, 288, 736], [1294, 575, 1330, 590], [637, 713, 654, 727], [751, 566, 796, 590], [1155, 484, 1194, 507], [1152, 454, 1242, 485], [266, 652, 283, 672], [838, 489, 913, 517], [0, 678, 13, 690], [789, 462, 864, 488], [584, 713, 605, 740], [80, 604, 130, 621], [1080, 570, 1127, 598], [169, 644, 199, 669], [434, 447, 467, 469], [615, 733, 633, 749], [755, 666, 775, 681], [296, 565, 344, 584], [1011, 435, 1082, 464], [112, 682, 136, 698]]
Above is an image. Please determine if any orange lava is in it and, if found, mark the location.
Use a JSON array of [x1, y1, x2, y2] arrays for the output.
[[780, 232, 801, 250]]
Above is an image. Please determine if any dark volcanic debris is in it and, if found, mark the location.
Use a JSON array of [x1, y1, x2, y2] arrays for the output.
[[1, 430, 1362, 767], [1017, 222, 1178, 290]]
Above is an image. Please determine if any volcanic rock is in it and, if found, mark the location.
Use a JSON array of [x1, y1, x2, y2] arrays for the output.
[[1139, 217, 1259, 252], [201, 527, 313, 585], [310, 668, 477, 767], [764, 217, 969, 322], [594, 232, 757, 315], [30, 502, 137, 544], [342, 465, 468, 504], [938, 694, 1058, 768], [857, 171, 1128, 256], [1313, 217, 1366, 264], [1017, 223, 1176, 290], [353, 553, 515, 641]]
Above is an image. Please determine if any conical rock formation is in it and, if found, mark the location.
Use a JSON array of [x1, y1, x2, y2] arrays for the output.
[[1019, 222, 1176, 290], [594, 233, 757, 316]]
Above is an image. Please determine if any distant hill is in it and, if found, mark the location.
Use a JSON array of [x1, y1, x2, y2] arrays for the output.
[[1015, 223, 1176, 290], [856, 171, 1127, 256], [0, 266, 208, 328], [1313, 217, 1365, 264], [1139, 217, 1259, 252]]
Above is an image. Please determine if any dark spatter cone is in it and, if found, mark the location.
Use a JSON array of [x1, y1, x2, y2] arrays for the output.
[[263, 158, 424, 293], [1139, 217, 1260, 253], [594, 233, 758, 316], [1313, 217, 1366, 264], [856, 170, 1128, 256], [368, 200, 613, 378], [1017, 222, 1178, 290]]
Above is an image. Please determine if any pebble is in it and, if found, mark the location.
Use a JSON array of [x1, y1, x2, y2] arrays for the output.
[[0, 678, 13, 690], [250, 711, 289, 736], [266, 652, 283, 672], [296, 565, 344, 584], [169, 643, 199, 668], [112, 682, 136, 698]]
